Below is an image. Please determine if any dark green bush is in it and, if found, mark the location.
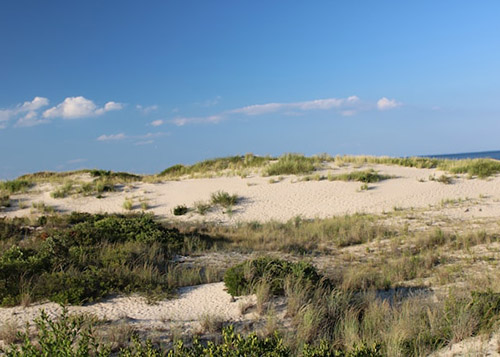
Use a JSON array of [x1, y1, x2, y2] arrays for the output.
[[0, 213, 199, 306], [173, 205, 188, 216], [224, 257, 323, 296]]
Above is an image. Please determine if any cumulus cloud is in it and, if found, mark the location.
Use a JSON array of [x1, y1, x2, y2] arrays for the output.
[[0, 97, 50, 128], [377, 97, 402, 110], [96, 133, 127, 141], [150, 119, 164, 127], [15, 111, 51, 127], [43, 97, 123, 119]]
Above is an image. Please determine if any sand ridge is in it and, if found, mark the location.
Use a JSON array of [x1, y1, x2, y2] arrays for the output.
[[2, 164, 500, 223]]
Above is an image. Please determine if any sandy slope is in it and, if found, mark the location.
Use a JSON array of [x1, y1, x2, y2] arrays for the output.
[[2, 164, 500, 223], [0, 282, 254, 333]]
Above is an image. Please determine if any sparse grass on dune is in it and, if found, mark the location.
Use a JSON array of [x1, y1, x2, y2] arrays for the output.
[[264, 153, 318, 176], [0, 179, 32, 194], [159, 153, 272, 178], [330, 169, 393, 183], [189, 214, 395, 252]]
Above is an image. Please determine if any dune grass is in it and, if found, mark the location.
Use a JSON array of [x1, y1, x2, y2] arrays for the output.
[[264, 153, 317, 176], [330, 169, 392, 183], [160, 153, 272, 178]]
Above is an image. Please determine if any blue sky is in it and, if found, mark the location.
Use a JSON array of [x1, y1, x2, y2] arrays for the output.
[[1, 1, 499, 179]]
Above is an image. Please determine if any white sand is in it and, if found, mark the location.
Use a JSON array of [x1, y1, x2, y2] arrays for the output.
[[0, 282, 254, 332], [2, 164, 500, 223]]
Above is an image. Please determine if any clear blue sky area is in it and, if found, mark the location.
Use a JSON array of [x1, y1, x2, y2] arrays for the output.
[[1, 1, 499, 178]]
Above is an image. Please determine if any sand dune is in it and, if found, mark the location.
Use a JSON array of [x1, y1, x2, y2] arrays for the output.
[[2, 164, 500, 223]]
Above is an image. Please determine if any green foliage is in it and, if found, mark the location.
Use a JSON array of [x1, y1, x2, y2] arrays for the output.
[[302, 340, 382, 356], [5, 307, 110, 357], [0, 214, 193, 306], [331, 169, 391, 183], [173, 205, 188, 216], [224, 257, 323, 297], [210, 191, 239, 208], [0, 180, 32, 194], [264, 154, 316, 176]]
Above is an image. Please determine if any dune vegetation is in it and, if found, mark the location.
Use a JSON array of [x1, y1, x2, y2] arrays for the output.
[[0, 208, 499, 355]]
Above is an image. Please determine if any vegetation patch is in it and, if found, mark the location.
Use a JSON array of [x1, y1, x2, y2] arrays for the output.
[[210, 191, 239, 208], [160, 154, 271, 178], [264, 153, 317, 176], [0, 179, 32, 194], [173, 205, 188, 216], [331, 169, 392, 183], [0, 213, 215, 306], [224, 257, 324, 297]]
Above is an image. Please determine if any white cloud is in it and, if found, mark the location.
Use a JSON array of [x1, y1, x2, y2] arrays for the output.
[[97, 133, 127, 141], [43, 96, 123, 119], [150, 119, 164, 127], [95, 101, 123, 115], [19, 97, 49, 112], [136, 104, 158, 114], [377, 97, 401, 110], [15, 111, 50, 127], [172, 96, 362, 126], [0, 97, 50, 128]]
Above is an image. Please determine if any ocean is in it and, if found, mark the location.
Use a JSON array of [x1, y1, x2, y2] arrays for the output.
[[422, 150, 500, 160]]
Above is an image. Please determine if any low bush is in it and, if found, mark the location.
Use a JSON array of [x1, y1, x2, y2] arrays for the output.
[[0, 213, 199, 306], [224, 257, 323, 297], [173, 205, 188, 216]]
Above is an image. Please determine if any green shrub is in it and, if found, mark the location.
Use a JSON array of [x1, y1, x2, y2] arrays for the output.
[[5, 308, 110, 356], [224, 257, 323, 297], [173, 205, 188, 216], [210, 191, 239, 208]]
